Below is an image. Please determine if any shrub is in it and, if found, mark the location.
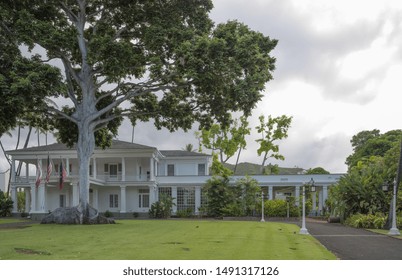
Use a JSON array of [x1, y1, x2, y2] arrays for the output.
[[149, 194, 175, 219], [262, 199, 300, 218], [203, 176, 232, 218], [345, 213, 386, 229], [0, 191, 13, 217], [104, 210, 113, 218], [176, 208, 193, 218]]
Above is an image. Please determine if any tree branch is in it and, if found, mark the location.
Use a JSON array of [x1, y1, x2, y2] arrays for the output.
[[61, 59, 79, 107], [47, 107, 78, 124], [59, 1, 79, 24]]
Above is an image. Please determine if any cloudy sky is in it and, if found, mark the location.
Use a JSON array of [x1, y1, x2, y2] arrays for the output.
[[1, 0, 402, 174]]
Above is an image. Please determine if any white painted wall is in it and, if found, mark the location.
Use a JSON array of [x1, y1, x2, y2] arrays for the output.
[[0, 170, 10, 193]]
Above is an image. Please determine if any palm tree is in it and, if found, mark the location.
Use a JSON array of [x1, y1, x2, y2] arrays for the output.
[[182, 144, 196, 152]]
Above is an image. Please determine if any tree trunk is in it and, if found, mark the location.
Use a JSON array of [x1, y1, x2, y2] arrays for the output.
[[76, 117, 96, 224], [260, 151, 268, 174], [234, 147, 242, 174]]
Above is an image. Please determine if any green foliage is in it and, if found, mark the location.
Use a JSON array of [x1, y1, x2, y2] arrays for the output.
[[210, 153, 233, 178], [149, 194, 175, 219], [346, 129, 401, 170], [17, 191, 25, 213], [344, 213, 386, 229], [232, 176, 261, 216], [306, 167, 330, 174], [103, 210, 113, 218], [334, 157, 390, 218], [262, 199, 300, 217], [0, 191, 13, 217], [176, 208, 194, 218], [255, 115, 292, 172], [197, 116, 251, 163], [203, 176, 232, 218], [203, 176, 261, 217]]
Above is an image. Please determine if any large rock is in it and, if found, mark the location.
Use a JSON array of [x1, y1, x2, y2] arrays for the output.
[[41, 206, 115, 224]]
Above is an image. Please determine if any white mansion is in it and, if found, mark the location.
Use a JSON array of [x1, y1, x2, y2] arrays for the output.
[[6, 140, 343, 220]]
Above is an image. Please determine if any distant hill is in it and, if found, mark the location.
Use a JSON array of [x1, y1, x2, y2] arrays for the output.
[[223, 162, 305, 175]]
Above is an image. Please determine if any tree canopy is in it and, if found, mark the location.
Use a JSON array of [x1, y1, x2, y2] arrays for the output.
[[255, 114, 292, 173], [328, 129, 402, 225], [1, 0, 278, 223]]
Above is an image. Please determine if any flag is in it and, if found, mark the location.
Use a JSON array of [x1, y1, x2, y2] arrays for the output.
[[45, 155, 53, 183], [59, 160, 67, 190], [35, 160, 42, 188]]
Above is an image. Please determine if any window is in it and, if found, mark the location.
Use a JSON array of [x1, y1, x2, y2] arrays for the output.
[[167, 164, 175, 176], [59, 194, 66, 208], [138, 189, 149, 208], [198, 164, 206, 176], [109, 164, 118, 178], [109, 194, 118, 208], [177, 187, 195, 212]]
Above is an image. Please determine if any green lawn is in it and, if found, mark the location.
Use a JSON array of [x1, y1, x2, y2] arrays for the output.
[[368, 229, 402, 239], [0, 219, 336, 260], [0, 218, 25, 224]]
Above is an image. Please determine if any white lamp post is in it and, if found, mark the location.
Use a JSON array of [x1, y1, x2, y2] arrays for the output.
[[261, 191, 265, 222], [300, 178, 315, 235], [299, 185, 308, 234], [388, 179, 400, 236]]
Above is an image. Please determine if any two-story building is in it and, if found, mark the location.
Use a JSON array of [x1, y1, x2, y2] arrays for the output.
[[6, 140, 343, 220]]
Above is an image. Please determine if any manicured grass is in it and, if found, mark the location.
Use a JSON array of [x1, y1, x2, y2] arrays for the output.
[[0, 218, 25, 224], [0, 219, 336, 260], [368, 229, 402, 239]]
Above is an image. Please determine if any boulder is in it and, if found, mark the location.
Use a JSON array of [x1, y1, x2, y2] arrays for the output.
[[41, 206, 115, 224]]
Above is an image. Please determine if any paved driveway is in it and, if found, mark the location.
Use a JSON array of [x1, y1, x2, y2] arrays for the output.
[[305, 220, 402, 260]]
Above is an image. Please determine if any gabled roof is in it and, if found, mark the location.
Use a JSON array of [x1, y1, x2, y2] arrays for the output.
[[6, 140, 156, 154]]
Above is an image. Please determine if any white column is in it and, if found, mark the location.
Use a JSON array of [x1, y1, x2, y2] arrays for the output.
[[195, 186, 201, 215], [121, 157, 126, 181], [295, 185, 300, 206], [120, 186, 127, 213], [72, 182, 79, 206], [11, 158, 16, 183], [149, 184, 157, 205], [318, 189, 323, 214], [11, 186, 18, 213], [25, 163, 29, 181], [93, 157, 97, 179], [30, 184, 37, 213], [150, 158, 155, 181], [322, 185, 328, 205], [171, 186, 178, 214], [92, 188, 99, 209], [25, 188, 31, 213], [268, 186, 273, 200], [66, 158, 70, 175], [38, 184, 46, 212]]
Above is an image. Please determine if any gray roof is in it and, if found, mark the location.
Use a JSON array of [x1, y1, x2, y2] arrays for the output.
[[160, 150, 210, 157], [7, 140, 156, 153]]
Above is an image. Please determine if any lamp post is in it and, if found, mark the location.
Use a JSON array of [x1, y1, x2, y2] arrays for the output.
[[261, 191, 265, 222], [389, 179, 400, 236], [300, 178, 315, 235]]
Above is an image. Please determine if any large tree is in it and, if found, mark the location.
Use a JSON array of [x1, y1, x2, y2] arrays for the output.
[[1, 0, 277, 223]]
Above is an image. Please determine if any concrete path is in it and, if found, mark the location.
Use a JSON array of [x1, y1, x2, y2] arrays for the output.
[[304, 219, 402, 260]]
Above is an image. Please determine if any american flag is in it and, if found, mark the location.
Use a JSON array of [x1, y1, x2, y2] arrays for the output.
[[59, 160, 67, 190], [35, 160, 42, 188], [45, 155, 52, 183]]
